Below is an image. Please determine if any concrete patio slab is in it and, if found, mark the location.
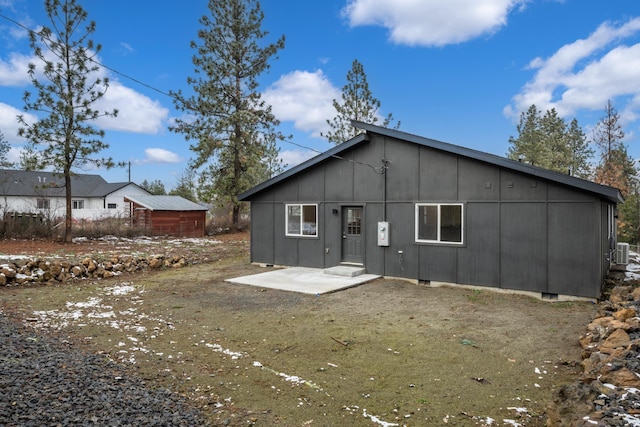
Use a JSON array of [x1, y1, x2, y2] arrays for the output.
[[226, 267, 381, 295]]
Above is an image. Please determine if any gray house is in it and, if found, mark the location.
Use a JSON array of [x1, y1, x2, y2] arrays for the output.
[[239, 121, 623, 300]]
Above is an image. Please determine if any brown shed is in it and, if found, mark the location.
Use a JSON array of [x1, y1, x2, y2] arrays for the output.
[[124, 195, 208, 237]]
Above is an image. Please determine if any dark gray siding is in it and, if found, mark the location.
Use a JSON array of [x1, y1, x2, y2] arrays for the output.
[[419, 149, 458, 200], [457, 203, 500, 287], [249, 202, 275, 264], [548, 202, 601, 297], [499, 203, 548, 292], [246, 133, 614, 299]]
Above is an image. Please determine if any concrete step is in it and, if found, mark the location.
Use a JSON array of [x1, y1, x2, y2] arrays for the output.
[[324, 265, 365, 277]]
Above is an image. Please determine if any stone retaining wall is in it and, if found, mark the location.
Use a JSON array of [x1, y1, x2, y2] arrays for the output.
[[546, 284, 640, 426], [0, 254, 188, 286]]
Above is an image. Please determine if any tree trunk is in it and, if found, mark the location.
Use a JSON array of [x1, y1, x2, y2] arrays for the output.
[[232, 203, 240, 230], [64, 169, 72, 243]]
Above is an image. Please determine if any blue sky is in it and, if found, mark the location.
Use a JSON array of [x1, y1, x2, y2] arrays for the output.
[[0, 0, 639, 189]]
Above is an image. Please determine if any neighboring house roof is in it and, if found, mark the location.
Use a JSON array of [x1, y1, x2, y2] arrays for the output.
[[239, 121, 624, 205], [124, 195, 208, 211], [0, 169, 147, 198]]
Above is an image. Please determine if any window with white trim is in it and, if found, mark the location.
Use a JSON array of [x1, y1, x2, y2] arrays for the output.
[[415, 203, 463, 244], [286, 204, 318, 237], [72, 200, 84, 209]]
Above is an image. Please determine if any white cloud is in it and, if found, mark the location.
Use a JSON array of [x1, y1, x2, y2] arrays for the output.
[[120, 42, 134, 54], [279, 149, 318, 169], [143, 148, 181, 163], [342, 0, 525, 46], [0, 102, 33, 143], [263, 70, 340, 137], [94, 81, 169, 134], [0, 45, 168, 135], [0, 52, 32, 86], [505, 18, 640, 120], [7, 146, 21, 164]]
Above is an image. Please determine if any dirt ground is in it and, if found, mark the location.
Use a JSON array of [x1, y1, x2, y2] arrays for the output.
[[0, 233, 597, 426]]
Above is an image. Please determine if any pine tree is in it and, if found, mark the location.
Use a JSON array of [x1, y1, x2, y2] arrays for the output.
[[508, 105, 545, 166], [141, 179, 167, 195], [0, 131, 13, 168], [593, 99, 625, 163], [507, 104, 593, 177], [592, 100, 637, 244], [17, 0, 118, 242], [323, 59, 399, 145], [619, 184, 640, 244], [170, 0, 285, 228], [18, 142, 43, 171], [539, 108, 569, 172], [168, 168, 197, 202], [592, 100, 635, 196], [565, 118, 593, 179]]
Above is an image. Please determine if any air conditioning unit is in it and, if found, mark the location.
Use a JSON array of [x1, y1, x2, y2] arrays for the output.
[[617, 242, 630, 265]]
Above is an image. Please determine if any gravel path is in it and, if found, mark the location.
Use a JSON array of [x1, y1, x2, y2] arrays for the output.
[[0, 313, 209, 427]]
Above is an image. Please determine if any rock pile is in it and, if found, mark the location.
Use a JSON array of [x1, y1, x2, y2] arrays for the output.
[[547, 284, 640, 426], [0, 254, 188, 286]]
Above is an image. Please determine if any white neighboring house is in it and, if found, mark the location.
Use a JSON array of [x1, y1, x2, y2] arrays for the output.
[[0, 169, 151, 220]]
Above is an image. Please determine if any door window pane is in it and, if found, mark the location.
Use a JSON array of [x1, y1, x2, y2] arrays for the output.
[[347, 208, 361, 235]]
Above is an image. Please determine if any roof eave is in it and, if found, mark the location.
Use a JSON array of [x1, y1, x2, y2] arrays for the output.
[[238, 132, 371, 201], [351, 120, 624, 205]]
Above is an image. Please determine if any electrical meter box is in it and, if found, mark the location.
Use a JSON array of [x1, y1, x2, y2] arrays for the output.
[[377, 221, 389, 246]]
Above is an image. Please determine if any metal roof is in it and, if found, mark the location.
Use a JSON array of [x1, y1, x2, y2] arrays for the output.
[[239, 121, 624, 205], [0, 169, 143, 197], [124, 195, 208, 211]]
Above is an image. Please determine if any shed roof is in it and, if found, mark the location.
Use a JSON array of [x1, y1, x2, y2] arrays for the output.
[[239, 121, 624, 205], [0, 169, 143, 197], [124, 195, 208, 211]]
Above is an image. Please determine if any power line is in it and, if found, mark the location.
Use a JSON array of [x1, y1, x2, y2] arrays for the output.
[[0, 12, 386, 174], [282, 136, 387, 174], [0, 12, 178, 101]]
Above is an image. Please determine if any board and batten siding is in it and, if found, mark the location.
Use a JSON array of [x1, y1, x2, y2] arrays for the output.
[[248, 133, 612, 299]]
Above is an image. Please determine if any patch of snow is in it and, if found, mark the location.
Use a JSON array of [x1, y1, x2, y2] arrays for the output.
[[362, 409, 399, 427], [88, 311, 115, 319], [204, 342, 245, 359], [625, 252, 640, 280], [623, 388, 640, 400], [104, 283, 136, 296], [67, 297, 103, 308], [614, 413, 640, 426]]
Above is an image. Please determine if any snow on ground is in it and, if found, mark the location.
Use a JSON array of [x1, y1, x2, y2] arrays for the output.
[[625, 251, 640, 281], [23, 279, 409, 427], [19, 275, 548, 427], [77, 235, 222, 246]]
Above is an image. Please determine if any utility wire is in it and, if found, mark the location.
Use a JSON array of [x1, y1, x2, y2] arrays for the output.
[[0, 12, 387, 174], [0, 12, 177, 101], [283, 136, 387, 174]]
